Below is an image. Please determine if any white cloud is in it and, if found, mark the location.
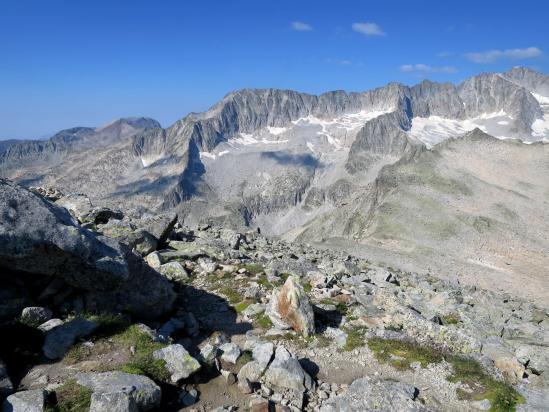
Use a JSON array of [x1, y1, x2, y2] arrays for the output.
[[400, 64, 458, 74], [464, 47, 542, 63], [352, 22, 386, 37], [437, 51, 454, 58], [325, 58, 353, 66], [291, 21, 313, 31]]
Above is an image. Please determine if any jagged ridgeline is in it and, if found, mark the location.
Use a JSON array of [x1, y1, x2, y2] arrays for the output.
[[1, 67, 548, 302]]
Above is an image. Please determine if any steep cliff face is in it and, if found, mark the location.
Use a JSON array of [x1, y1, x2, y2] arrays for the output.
[[458, 73, 542, 134]]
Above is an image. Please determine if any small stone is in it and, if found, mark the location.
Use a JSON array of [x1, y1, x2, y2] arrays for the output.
[[199, 344, 218, 365], [221, 370, 237, 385], [220, 343, 241, 364], [37, 318, 64, 333], [145, 251, 163, 269], [252, 342, 274, 367], [152, 344, 201, 382], [262, 346, 314, 393], [20, 307, 52, 327], [238, 378, 253, 394], [179, 389, 198, 407], [159, 262, 189, 282]]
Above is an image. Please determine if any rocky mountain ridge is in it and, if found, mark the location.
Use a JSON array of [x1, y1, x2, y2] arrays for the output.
[[1, 67, 548, 305]]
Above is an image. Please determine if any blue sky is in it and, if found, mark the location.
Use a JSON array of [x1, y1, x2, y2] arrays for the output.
[[1, 0, 547, 138]]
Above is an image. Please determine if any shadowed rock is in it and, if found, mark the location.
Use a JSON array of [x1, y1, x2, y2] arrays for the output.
[[0, 178, 175, 318]]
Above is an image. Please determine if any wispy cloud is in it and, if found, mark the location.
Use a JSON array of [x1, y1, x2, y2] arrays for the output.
[[437, 51, 454, 58], [325, 58, 352, 65], [291, 21, 313, 31], [464, 47, 542, 63], [352, 22, 386, 37], [400, 64, 458, 74]]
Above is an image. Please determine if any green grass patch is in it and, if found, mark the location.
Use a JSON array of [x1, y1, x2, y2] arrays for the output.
[[116, 325, 170, 382], [367, 337, 524, 411], [279, 273, 291, 282], [251, 311, 273, 329], [64, 321, 170, 383], [46, 379, 92, 412], [234, 300, 255, 313], [447, 356, 525, 411], [266, 332, 316, 349], [367, 337, 443, 370], [239, 263, 264, 274], [441, 313, 461, 325], [257, 274, 276, 290], [236, 350, 253, 367], [342, 326, 368, 352], [216, 286, 244, 305]]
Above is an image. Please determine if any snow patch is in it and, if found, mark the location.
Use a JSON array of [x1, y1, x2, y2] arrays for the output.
[[532, 114, 549, 138], [140, 155, 163, 167], [230, 133, 259, 146], [200, 151, 216, 160], [218, 150, 230, 157], [405, 111, 549, 147], [267, 126, 288, 135], [533, 93, 549, 105], [306, 142, 315, 153]]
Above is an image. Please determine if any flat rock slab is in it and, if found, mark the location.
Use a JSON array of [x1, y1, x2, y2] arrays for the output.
[[77, 371, 161, 411], [320, 377, 426, 412], [2, 389, 46, 412], [43, 319, 98, 360]]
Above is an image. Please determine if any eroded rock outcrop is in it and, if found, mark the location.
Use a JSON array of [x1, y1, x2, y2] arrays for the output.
[[0, 179, 175, 318]]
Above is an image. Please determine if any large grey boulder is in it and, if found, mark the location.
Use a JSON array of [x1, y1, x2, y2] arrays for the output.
[[134, 212, 178, 244], [42, 319, 98, 360], [0, 179, 175, 319], [2, 389, 46, 412], [320, 377, 426, 412], [0, 358, 13, 399], [76, 372, 161, 411], [152, 344, 201, 383], [262, 346, 313, 393]]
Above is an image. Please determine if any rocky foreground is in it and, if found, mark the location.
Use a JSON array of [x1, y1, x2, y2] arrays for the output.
[[0, 179, 548, 411]]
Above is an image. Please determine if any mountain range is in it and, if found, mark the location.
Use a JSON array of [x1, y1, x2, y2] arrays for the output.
[[1, 66, 548, 302]]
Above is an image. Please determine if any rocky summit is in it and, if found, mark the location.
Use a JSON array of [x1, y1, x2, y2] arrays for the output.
[[0, 67, 548, 412], [0, 180, 547, 411]]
